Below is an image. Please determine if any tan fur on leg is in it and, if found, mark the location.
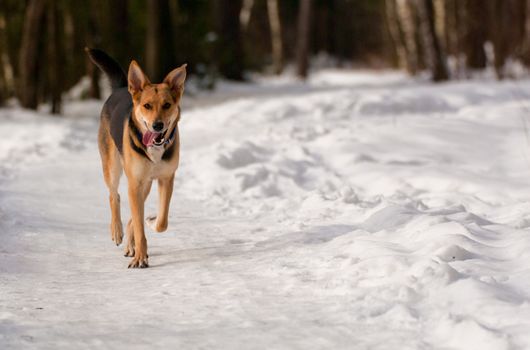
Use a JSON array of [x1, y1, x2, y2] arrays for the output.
[[146, 175, 174, 233], [126, 181, 153, 257], [124, 219, 134, 257], [99, 127, 124, 246], [127, 180, 151, 268]]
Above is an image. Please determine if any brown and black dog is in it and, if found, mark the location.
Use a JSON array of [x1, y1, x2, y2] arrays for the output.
[[87, 48, 186, 268]]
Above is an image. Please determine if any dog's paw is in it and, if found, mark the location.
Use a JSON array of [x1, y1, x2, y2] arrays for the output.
[[146, 215, 157, 230], [124, 244, 135, 257], [146, 215, 167, 233], [128, 255, 149, 268], [110, 221, 123, 246]]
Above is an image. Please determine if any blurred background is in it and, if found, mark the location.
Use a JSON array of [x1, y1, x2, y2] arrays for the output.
[[1, 0, 530, 114]]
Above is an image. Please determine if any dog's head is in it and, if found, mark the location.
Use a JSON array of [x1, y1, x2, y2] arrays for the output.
[[128, 61, 187, 147]]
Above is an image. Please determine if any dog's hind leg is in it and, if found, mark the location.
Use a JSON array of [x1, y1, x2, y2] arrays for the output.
[[124, 219, 134, 257], [100, 132, 124, 246], [146, 174, 174, 233]]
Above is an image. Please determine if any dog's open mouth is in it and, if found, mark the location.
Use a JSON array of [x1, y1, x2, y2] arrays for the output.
[[142, 131, 165, 147]]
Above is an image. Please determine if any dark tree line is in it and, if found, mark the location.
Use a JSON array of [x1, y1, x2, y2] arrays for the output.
[[2, 0, 530, 114], [386, 0, 530, 81]]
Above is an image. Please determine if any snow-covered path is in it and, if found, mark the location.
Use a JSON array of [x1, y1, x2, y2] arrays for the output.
[[2, 71, 530, 349]]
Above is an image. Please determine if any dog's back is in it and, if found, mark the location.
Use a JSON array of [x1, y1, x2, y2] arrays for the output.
[[101, 88, 132, 154]]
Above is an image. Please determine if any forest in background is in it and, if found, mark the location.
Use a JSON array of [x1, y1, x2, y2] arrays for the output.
[[1, 0, 530, 114]]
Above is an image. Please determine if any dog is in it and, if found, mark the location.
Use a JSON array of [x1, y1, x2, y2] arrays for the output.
[[86, 48, 186, 268]]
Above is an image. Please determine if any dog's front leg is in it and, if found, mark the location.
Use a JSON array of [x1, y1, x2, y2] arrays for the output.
[[146, 174, 174, 233], [127, 179, 151, 268], [124, 182, 152, 257]]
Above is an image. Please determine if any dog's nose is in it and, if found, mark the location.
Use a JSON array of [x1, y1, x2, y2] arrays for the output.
[[152, 121, 164, 131]]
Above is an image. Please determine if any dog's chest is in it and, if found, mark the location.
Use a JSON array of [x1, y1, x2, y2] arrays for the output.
[[143, 146, 178, 179], [147, 146, 165, 163]]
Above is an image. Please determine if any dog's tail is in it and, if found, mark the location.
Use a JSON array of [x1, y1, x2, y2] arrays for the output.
[[85, 48, 127, 91]]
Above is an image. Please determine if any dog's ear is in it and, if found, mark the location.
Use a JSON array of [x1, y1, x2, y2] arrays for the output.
[[163, 64, 187, 95], [128, 60, 150, 97]]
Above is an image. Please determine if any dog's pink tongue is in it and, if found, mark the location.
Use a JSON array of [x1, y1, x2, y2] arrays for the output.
[[142, 131, 160, 147]]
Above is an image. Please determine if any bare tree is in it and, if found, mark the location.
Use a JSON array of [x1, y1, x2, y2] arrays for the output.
[[395, 0, 419, 74], [521, 0, 530, 65], [296, 0, 312, 79], [442, 0, 466, 77], [489, 0, 520, 79], [433, 0, 445, 44], [417, 0, 449, 81], [463, 0, 487, 69], [108, 0, 129, 68], [86, 0, 101, 99], [18, 0, 46, 109], [47, 0, 63, 113], [146, 0, 162, 81], [168, 0, 181, 55], [385, 0, 408, 70], [240, 0, 254, 32], [215, 0, 244, 80], [267, 0, 283, 75], [0, 13, 14, 104]]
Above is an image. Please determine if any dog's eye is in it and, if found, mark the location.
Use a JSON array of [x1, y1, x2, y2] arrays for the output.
[[143, 103, 152, 110], [162, 102, 171, 110]]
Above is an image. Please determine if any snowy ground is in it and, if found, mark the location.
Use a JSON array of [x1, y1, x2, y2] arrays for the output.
[[2, 70, 530, 349]]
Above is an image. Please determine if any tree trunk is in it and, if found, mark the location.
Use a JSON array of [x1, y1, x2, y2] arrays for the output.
[[215, 0, 244, 80], [443, 0, 466, 77], [0, 13, 14, 104], [433, 0, 445, 46], [0, 46, 5, 105], [168, 0, 181, 56], [463, 0, 487, 69], [521, 0, 530, 65], [86, 0, 101, 99], [443, 0, 455, 55], [146, 0, 162, 81], [395, 0, 418, 75], [267, 0, 283, 75], [47, 0, 62, 114], [62, 3, 75, 87], [18, 0, 46, 109], [489, 0, 516, 79], [296, 0, 312, 79], [417, 0, 449, 81], [240, 0, 254, 32], [385, 0, 407, 69], [108, 0, 129, 69], [491, 1, 506, 79]]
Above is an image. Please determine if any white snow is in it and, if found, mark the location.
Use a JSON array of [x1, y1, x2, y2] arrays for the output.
[[2, 70, 530, 349]]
